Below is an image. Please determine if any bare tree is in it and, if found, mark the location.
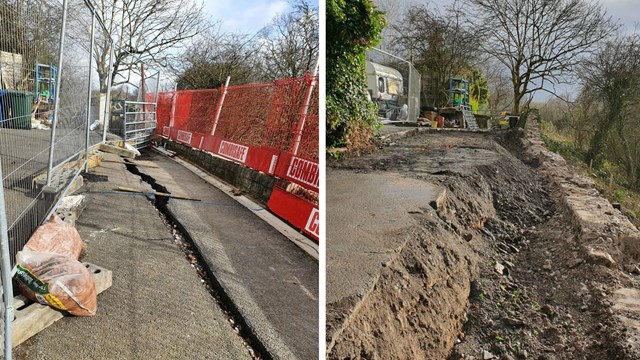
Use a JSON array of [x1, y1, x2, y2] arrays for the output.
[[465, 0, 617, 114], [392, 3, 480, 107], [482, 60, 514, 114], [94, 0, 208, 91], [540, 90, 598, 150], [580, 34, 640, 174], [372, 0, 417, 50], [258, 0, 319, 80], [173, 29, 261, 89], [0, 0, 60, 88]]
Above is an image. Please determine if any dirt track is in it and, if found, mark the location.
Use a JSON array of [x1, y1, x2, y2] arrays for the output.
[[327, 125, 640, 359]]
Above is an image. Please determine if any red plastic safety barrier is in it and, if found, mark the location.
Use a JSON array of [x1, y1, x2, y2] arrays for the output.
[[156, 75, 319, 240], [274, 152, 319, 192], [267, 187, 319, 241]]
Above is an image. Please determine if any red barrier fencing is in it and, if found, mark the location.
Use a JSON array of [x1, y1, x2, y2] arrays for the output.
[[156, 74, 319, 241]]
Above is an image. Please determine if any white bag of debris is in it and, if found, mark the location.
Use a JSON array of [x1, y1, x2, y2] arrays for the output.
[[15, 250, 97, 316], [124, 143, 141, 156], [25, 215, 86, 260]]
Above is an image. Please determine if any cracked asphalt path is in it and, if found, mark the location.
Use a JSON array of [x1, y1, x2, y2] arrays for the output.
[[14, 153, 252, 360], [136, 152, 319, 360]]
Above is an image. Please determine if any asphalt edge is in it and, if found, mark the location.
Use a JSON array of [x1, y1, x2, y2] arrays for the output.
[[163, 153, 319, 260], [126, 158, 316, 359]]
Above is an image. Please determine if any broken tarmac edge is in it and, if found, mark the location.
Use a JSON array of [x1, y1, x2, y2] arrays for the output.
[[165, 155, 319, 261], [378, 126, 489, 144]]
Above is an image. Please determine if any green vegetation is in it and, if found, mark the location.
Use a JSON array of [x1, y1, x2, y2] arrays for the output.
[[326, 0, 386, 149], [540, 133, 587, 164], [464, 68, 490, 113], [538, 113, 640, 226]]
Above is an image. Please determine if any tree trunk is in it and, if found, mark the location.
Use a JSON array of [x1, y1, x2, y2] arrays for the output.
[[513, 97, 520, 115], [512, 74, 522, 115], [98, 72, 108, 93]]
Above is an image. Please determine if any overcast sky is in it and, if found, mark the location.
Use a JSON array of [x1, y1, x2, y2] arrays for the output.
[[385, 0, 639, 29], [204, 0, 320, 34]]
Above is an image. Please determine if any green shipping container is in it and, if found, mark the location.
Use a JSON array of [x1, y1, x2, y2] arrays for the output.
[[4, 91, 33, 130]]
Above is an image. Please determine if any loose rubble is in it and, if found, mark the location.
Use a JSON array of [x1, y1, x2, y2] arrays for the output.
[[328, 125, 640, 359]]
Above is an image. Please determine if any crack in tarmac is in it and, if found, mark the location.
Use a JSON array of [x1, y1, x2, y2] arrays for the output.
[[123, 158, 266, 360]]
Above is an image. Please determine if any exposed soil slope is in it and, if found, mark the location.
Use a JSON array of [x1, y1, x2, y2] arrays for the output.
[[327, 127, 640, 360]]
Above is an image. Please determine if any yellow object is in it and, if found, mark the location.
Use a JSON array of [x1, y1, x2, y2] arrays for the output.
[[44, 293, 67, 311], [87, 155, 103, 169], [387, 79, 400, 95], [431, 120, 438, 128]]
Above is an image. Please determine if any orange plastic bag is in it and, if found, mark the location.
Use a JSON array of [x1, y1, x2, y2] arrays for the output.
[[25, 215, 86, 260], [15, 251, 97, 316]]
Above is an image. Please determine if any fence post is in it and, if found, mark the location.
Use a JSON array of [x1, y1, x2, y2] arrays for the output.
[[85, 13, 96, 173], [154, 72, 161, 104], [169, 88, 177, 129], [292, 59, 319, 156], [408, 63, 413, 121], [46, 0, 69, 186], [102, 44, 114, 143], [153, 72, 161, 134], [0, 158, 14, 360], [210, 76, 231, 137]]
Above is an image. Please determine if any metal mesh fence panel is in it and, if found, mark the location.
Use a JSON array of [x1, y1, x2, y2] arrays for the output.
[[366, 48, 421, 122], [0, 286, 3, 357], [52, 0, 92, 168], [121, 70, 157, 148], [408, 63, 421, 122], [0, 0, 63, 264], [0, 0, 112, 264], [105, 63, 159, 148], [107, 65, 144, 139], [0, 1, 113, 356], [90, 19, 110, 146]]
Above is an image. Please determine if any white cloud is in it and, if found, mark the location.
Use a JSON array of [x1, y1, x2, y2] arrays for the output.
[[204, 0, 289, 34]]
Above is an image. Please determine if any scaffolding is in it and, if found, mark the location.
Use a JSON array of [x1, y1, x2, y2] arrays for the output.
[[448, 77, 471, 110], [34, 63, 57, 105]]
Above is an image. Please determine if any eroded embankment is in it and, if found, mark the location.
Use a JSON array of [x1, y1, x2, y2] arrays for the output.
[[327, 131, 554, 359], [328, 219, 477, 359], [510, 118, 640, 359], [329, 124, 640, 359]]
